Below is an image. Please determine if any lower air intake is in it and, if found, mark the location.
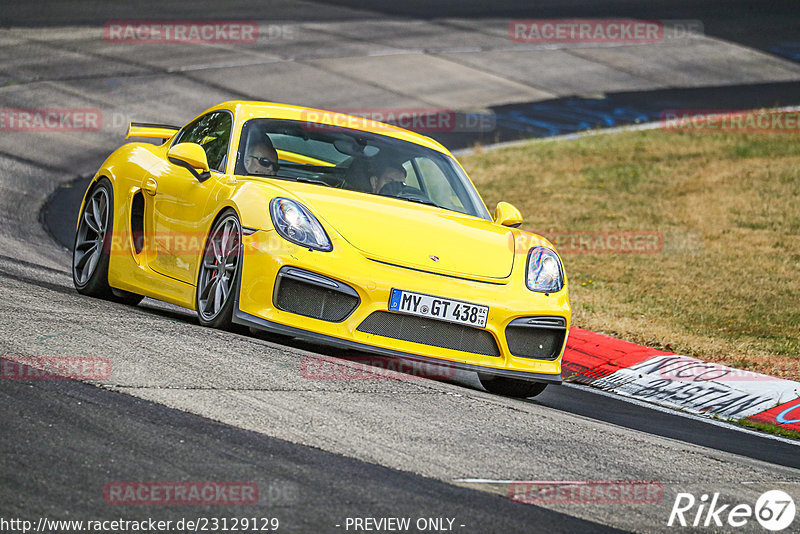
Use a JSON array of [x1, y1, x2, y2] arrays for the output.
[[357, 311, 500, 357], [505, 317, 567, 360], [274, 268, 358, 323]]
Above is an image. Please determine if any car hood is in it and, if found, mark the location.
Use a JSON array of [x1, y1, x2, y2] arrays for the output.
[[286, 185, 515, 279]]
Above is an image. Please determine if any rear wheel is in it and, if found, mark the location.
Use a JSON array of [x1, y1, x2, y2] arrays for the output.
[[196, 210, 242, 330], [478, 373, 548, 398], [72, 178, 143, 305]]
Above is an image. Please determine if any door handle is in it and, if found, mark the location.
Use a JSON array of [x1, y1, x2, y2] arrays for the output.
[[143, 178, 158, 195]]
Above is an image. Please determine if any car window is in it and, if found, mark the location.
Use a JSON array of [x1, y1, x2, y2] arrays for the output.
[[268, 133, 351, 166], [413, 157, 466, 212], [402, 161, 421, 189], [175, 111, 232, 172], [235, 118, 491, 220]]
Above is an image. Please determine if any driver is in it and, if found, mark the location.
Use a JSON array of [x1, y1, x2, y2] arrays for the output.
[[244, 136, 279, 176], [370, 162, 406, 195]]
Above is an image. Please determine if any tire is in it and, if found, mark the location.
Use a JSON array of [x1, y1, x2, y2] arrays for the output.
[[478, 373, 548, 398], [72, 178, 143, 306], [196, 209, 242, 330]]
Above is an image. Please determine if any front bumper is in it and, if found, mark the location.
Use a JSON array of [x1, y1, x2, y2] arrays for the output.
[[234, 229, 570, 383]]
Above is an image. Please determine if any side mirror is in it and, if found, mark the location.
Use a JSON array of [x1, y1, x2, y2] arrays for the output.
[[494, 201, 522, 228], [167, 143, 211, 181]]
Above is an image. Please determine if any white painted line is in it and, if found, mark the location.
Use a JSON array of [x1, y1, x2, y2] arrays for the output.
[[167, 57, 283, 72], [453, 478, 517, 484], [366, 49, 416, 57]]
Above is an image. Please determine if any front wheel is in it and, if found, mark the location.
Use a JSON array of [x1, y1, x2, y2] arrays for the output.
[[478, 374, 548, 398], [72, 178, 143, 305], [196, 210, 242, 330]]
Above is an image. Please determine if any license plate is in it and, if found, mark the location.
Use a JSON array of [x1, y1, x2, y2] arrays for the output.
[[388, 289, 488, 328]]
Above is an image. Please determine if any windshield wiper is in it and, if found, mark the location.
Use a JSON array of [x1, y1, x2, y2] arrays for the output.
[[396, 195, 438, 207], [292, 176, 332, 187]]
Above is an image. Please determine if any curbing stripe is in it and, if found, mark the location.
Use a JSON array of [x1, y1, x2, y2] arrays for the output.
[[562, 328, 800, 431], [562, 327, 673, 384], [746, 398, 800, 432]]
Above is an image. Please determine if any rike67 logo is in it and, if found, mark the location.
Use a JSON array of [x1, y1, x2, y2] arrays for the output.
[[668, 490, 795, 531]]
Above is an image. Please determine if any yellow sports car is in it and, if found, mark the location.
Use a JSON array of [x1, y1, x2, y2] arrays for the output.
[[72, 101, 570, 397]]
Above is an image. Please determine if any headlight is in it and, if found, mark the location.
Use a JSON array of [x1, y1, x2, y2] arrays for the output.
[[526, 247, 564, 293], [269, 198, 332, 251]]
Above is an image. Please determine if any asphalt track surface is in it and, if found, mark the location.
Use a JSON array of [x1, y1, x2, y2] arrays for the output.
[[3, 1, 800, 533], [1, 378, 616, 533]]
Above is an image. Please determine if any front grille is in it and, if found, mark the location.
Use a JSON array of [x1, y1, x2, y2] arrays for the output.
[[274, 268, 358, 322], [505, 317, 567, 360], [357, 311, 500, 357]]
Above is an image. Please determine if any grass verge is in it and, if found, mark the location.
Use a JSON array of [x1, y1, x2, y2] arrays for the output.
[[736, 419, 800, 440], [461, 128, 800, 380]]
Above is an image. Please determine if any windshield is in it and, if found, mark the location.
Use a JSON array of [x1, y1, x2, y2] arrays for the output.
[[235, 118, 491, 220]]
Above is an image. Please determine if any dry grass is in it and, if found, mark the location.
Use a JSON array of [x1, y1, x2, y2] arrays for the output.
[[461, 129, 800, 379], [736, 419, 800, 440]]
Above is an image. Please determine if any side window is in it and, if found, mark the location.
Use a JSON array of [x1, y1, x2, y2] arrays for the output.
[[414, 157, 465, 211], [174, 111, 232, 172], [402, 160, 420, 189]]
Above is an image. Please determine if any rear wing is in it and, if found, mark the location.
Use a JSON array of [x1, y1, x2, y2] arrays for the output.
[[126, 122, 180, 140]]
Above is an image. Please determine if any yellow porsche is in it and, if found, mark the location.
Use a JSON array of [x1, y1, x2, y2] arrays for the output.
[[72, 101, 570, 397]]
